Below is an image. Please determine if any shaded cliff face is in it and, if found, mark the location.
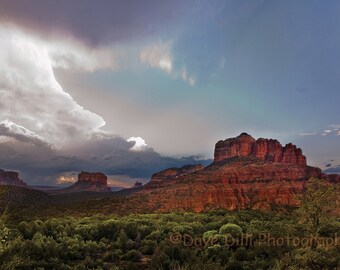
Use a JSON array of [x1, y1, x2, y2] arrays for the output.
[[135, 134, 338, 212], [0, 169, 26, 186], [214, 133, 306, 166]]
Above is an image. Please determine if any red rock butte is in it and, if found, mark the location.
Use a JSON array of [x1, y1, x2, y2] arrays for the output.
[[0, 169, 26, 186], [214, 132, 306, 165], [78, 172, 108, 186], [137, 133, 339, 212], [57, 171, 110, 193]]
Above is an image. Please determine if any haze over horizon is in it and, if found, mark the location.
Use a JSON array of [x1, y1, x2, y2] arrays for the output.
[[0, 0, 339, 186]]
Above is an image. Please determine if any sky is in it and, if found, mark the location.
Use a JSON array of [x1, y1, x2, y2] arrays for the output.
[[0, 0, 339, 186]]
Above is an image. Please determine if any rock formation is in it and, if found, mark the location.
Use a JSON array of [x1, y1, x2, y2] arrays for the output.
[[59, 171, 110, 193], [0, 169, 26, 186], [135, 133, 339, 212], [149, 164, 204, 185], [214, 133, 306, 165], [78, 172, 108, 186]]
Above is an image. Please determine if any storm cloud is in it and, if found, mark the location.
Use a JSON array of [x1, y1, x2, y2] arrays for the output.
[[0, 0, 188, 45], [0, 134, 210, 185], [0, 26, 209, 185]]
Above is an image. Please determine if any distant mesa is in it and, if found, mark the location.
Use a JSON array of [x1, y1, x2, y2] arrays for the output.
[[0, 169, 26, 186], [56, 171, 111, 193], [78, 172, 108, 186], [137, 133, 340, 212]]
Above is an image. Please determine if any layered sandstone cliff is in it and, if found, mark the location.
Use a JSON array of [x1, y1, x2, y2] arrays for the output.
[[137, 133, 338, 212]]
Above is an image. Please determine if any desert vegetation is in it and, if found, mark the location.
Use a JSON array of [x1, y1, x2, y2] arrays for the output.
[[0, 179, 339, 269]]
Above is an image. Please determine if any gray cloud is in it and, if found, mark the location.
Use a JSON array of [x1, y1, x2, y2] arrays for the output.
[[0, 26, 106, 145], [0, 120, 50, 147], [0, 0, 187, 46]]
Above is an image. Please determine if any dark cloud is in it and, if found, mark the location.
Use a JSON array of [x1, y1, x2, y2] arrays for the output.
[[0, 136, 211, 185], [0, 0, 187, 45]]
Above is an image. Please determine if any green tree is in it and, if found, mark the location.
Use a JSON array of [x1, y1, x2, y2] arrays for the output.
[[296, 178, 339, 238], [0, 209, 27, 269], [219, 223, 242, 237], [117, 229, 128, 253]]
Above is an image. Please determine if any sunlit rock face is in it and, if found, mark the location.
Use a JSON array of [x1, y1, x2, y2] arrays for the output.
[[136, 133, 338, 212], [214, 133, 255, 160], [214, 133, 306, 166], [0, 169, 26, 186]]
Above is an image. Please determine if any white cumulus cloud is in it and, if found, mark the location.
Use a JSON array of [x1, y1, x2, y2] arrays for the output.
[[0, 26, 106, 145], [127, 136, 148, 151]]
